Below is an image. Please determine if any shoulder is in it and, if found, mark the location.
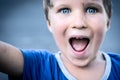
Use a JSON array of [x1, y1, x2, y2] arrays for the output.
[[107, 52, 120, 66], [107, 53, 120, 72], [20, 49, 58, 66], [107, 52, 120, 62], [21, 49, 55, 60], [21, 49, 54, 56], [20, 49, 59, 79], [106, 52, 120, 79]]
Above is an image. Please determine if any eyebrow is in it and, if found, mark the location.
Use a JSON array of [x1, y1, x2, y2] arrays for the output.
[[85, 2, 102, 7], [50, 0, 103, 9], [89, 0, 101, 1], [50, 2, 70, 10]]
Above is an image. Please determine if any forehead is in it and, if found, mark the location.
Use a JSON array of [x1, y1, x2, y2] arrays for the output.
[[50, 0, 103, 7]]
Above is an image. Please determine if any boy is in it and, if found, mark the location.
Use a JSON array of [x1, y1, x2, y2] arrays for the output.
[[0, 0, 120, 80]]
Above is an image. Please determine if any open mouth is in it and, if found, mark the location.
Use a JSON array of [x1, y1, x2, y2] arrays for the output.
[[69, 37, 90, 52]]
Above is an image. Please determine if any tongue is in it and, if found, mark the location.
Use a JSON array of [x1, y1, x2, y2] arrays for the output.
[[71, 38, 89, 52]]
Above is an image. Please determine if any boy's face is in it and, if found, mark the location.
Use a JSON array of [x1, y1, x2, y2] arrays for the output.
[[48, 0, 110, 67]]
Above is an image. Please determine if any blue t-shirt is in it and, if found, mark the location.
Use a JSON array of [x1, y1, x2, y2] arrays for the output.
[[9, 49, 120, 80]]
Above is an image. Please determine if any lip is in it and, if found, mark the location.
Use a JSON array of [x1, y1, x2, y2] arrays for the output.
[[68, 35, 90, 57]]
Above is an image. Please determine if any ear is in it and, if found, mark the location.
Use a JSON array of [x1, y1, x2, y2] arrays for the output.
[[47, 20, 52, 33], [106, 19, 110, 31]]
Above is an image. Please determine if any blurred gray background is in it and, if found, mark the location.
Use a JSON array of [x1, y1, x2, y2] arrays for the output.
[[0, 0, 120, 80]]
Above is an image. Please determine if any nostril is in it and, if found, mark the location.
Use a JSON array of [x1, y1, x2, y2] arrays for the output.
[[71, 19, 87, 30], [72, 26, 87, 30], [70, 16, 87, 30]]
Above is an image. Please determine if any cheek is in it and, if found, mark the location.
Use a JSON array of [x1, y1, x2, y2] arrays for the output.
[[52, 22, 66, 36], [50, 19, 68, 46], [52, 24, 67, 52], [49, 13, 70, 35], [50, 16, 68, 35], [88, 16, 107, 48], [88, 16, 107, 36]]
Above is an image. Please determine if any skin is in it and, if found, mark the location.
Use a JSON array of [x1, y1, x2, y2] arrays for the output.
[[48, 0, 110, 79], [0, 41, 23, 76], [0, 0, 110, 79]]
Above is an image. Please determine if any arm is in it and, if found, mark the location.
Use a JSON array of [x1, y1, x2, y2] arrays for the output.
[[0, 41, 23, 76]]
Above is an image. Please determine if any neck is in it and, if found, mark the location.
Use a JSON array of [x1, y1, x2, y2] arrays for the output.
[[60, 52, 106, 80]]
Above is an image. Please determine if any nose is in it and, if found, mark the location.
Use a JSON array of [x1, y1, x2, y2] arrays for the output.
[[70, 11, 87, 30]]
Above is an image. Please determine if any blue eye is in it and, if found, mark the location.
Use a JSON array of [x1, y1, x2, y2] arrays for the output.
[[59, 8, 71, 14], [86, 7, 97, 14]]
